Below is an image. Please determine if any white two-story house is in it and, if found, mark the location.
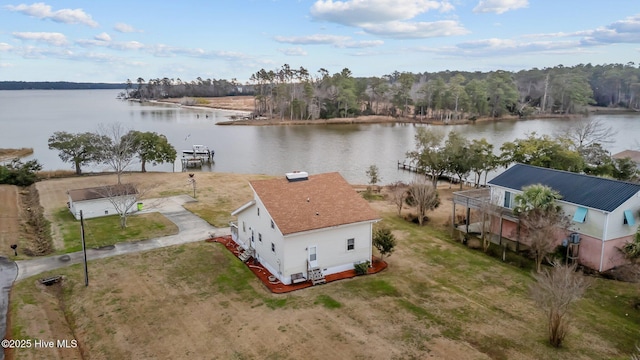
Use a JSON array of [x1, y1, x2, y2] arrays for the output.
[[231, 172, 380, 285]]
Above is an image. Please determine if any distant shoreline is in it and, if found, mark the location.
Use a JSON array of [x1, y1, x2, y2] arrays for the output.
[[145, 96, 639, 126]]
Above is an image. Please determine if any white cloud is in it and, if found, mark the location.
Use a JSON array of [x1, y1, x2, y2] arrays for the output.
[[518, 14, 640, 46], [5, 2, 98, 27], [579, 14, 640, 45], [13, 32, 68, 46], [95, 32, 111, 42], [274, 34, 351, 45], [436, 37, 580, 57], [110, 41, 145, 51], [473, 0, 528, 14], [362, 20, 468, 38], [0, 43, 14, 51], [309, 0, 461, 39], [278, 47, 308, 56], [340, 40, 384, 48], [311, 0, 453, 25], [76, 36, 145, 51], [274, 34, 385, 48], [114, 23, 142, 33], [0, 63, 13, 68]]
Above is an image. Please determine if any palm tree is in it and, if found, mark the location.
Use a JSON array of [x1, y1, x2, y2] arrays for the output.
[[514, 184, 562, 215]]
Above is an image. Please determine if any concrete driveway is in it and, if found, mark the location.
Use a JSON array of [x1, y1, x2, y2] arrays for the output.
[[15, 195, 229, 281]]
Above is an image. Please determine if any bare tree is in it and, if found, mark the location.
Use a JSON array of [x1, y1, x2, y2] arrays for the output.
[[557, 117, 617, 151], [514, 184, 571, 272], [96, 123, 137, 184], [97, 183, 149, 229], [530, 263, 591, 348], [477, 194, 502, 253], [407, 178, 439, 226], [518, 210, 571, 272], [388, 181, 407, 216]]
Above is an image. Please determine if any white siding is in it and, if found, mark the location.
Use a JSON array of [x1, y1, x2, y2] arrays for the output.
[[234, 195, 375, 284], [491, 186, 640, 242], [281, 222, 373, 283], [235, 195, 287, 277], [68, 196, 137, 220], [605, 195, 640, 241], [561, 202, 606, 240]]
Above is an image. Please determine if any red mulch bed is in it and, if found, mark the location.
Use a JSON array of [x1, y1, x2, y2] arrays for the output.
[[207, 235, 388, 293]]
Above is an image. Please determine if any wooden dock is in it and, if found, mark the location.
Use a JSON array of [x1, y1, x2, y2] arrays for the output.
[[397, 160, 464, 185], [397, 161, 419, 173]]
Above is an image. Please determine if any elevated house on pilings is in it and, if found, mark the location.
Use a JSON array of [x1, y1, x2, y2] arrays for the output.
[[453, 163, 640, 272]]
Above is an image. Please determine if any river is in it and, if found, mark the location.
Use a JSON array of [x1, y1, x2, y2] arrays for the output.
[[0, 89, 638, 184]]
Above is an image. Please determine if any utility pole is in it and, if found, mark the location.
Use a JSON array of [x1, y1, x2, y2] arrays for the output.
[[80, 210, 89, 286]]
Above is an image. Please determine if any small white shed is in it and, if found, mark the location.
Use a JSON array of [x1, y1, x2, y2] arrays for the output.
[[67, 184, 139, 220]]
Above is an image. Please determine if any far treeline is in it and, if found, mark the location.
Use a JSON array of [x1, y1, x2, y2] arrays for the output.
[[0, 81, 127, 90], [126, 63, 640, 120]]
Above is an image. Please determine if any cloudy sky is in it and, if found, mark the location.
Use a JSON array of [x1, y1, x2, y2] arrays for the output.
[[1, 0, 639, 83]]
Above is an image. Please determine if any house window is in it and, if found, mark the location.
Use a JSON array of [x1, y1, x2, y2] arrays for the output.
[[271, 243, 275, 253], [624, 210, 636, 226], [573, 207, 588, 223], [242, 221, 246, 232], [104, 210, 109, 215], [259, 233, 262, 242], [347, 238, 355, 251], [271, 220, 274, 229], [504, 191, 514, 208], [257, 207, 260, 216]]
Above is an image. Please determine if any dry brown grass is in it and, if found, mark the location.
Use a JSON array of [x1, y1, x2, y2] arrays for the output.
[[8, 173, 640, 360], [0, 148, 33, 161], [161, 95, 255, 111]]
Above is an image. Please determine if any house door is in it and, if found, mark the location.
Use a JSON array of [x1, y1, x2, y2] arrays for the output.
[[308, 245, 318, 268]]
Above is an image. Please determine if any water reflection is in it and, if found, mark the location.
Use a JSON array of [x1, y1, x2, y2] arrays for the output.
[[1, 90, 638, 184]]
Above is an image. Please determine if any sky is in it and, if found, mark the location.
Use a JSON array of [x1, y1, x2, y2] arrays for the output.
[[1, 0, 639, 83]]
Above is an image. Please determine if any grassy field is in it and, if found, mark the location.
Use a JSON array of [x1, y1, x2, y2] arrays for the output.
[[52, 207, 178, 253], [10, 212, 640, 359], [9, 173, 640, 359]]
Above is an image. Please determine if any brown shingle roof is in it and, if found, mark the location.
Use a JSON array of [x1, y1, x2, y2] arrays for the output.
[[68, 184, 138, 202], [612, 150, 640, 163], [249, 172, 379, 235]]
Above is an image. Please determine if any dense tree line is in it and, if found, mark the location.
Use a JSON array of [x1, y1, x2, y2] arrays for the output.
[[0, 81, 126, 90], [128, 62, 640, 120], [407, 117, 638, 185], [125, 77, 247, 100]]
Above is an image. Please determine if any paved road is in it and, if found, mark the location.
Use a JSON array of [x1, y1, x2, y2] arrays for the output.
[[0, 257, 17, 360], [2, 195, 228, 359]]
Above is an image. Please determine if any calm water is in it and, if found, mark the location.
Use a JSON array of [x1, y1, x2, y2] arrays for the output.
[[1, 90, 638, 184]]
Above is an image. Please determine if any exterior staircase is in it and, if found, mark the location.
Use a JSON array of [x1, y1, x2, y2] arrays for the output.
[[308, 267, 326, 285], [238, 248, 254, 263]]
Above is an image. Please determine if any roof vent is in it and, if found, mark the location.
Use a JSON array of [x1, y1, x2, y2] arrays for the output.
[[286, 171, 309, 182]]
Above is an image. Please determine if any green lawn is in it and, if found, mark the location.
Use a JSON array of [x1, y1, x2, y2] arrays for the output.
[[11, 204, 640, 359], [53, 207, 178, 253]]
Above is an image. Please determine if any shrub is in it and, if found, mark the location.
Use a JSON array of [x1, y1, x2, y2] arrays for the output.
[[354, 261, 370, 276]]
